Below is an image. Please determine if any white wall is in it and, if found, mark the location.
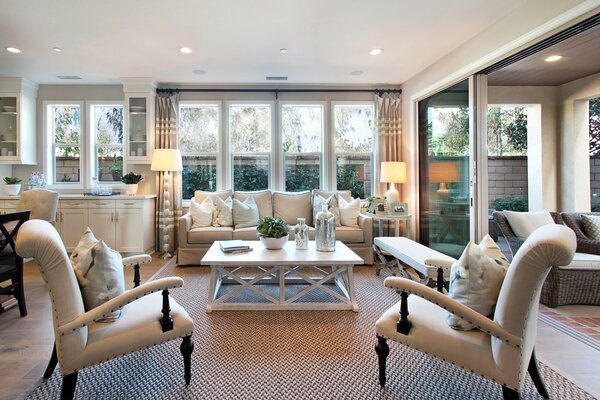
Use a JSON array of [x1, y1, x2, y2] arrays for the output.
[[488, 86, 559, 211], [557, 72, 600, 211]]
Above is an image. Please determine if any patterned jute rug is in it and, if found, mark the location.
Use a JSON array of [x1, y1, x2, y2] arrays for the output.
[[26, 260, 595, 399]]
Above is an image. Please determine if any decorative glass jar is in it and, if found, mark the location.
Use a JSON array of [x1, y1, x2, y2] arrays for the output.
[[315, 204, 336, 252], [294, 217, 309, 250]]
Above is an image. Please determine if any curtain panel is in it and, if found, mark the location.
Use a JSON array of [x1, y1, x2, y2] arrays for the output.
[[155, 92, 181, 255], [375, 93, 402, 195]]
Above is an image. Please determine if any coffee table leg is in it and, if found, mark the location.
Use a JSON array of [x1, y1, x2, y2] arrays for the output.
[[346, 265, 358, 312], [206, 266, 218, 313]]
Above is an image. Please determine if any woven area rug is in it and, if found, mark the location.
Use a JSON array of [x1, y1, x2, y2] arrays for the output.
[[26, 261, 595, 399]]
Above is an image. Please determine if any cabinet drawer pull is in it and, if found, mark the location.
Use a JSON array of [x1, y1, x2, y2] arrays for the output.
[[116, 211, 119, 222], [95, 202, 108, 206], [123, 202, 135, 205]]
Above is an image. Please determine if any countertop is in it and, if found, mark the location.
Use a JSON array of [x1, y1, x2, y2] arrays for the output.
[[0, 194, 157, 200]]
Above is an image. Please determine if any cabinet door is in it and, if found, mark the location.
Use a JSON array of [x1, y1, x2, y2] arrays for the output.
[[60, 209, 89, 252], [115, 208, 143, 252], [88, 209, 117, 249]]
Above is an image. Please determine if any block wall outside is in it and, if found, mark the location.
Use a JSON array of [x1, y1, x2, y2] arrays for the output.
[[591, 157, 600, 208], [488, 156, 528, 208]]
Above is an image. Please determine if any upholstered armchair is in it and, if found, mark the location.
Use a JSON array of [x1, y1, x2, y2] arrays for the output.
[[561, 212, 600, 255], [375, 225, 576, 399], [16, 188, 59, 223], [16, 220, 194, 400]]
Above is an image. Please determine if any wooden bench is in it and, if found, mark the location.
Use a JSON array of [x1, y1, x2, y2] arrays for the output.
[[373, 237, 456, 292]]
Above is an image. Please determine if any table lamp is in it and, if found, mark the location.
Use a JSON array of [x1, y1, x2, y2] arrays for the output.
[[429, 161, 459, 200], [151, 149, 183, 257], [380, 161, 407, 211]]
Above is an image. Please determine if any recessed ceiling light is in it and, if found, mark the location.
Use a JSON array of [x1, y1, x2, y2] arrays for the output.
[[544, 55, 562, 62], [370, 48, 383, 56], [5, 46, 21, 54], [179, 47, 192, 54], [280, 48, 288, 54], [350, 70, 364, 76], [52, 47, 62, 52], [192, 69, 206, 75]]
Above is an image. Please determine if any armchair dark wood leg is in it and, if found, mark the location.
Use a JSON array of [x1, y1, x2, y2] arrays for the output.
[[160, 289, 174, 332], [43, 343, 58, 379], [133, 263, 141, 288], [375, 336, 389, 387], [502, 386, 520, 400], [436, 267, 444, 293], [180, 335, 194, 384], [528, 349, 549, 398], [396, 291, 412, 334], [13, 272, 27, 317], [61, 372, 78, 400]]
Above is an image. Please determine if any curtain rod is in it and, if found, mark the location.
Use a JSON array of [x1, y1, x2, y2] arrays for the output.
[[156, 87, 401, 98]]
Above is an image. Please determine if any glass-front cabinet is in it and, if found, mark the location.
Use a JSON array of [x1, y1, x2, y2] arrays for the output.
[[125, 94, 154, 163], [0, 78, 37, 165]]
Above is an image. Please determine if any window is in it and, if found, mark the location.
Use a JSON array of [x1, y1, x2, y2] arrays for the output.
[[179, 103, 219, 199], [333, 103, 374, 198], [229, 103, 272, 191], [90, 104, 124, 183], [281, 104, 323, 192], [48, 103, 82, 184]]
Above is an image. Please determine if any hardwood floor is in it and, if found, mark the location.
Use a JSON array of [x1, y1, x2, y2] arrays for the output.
[[0, 255, 165, 400]]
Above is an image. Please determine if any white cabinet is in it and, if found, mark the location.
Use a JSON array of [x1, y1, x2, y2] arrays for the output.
[[0, 199, 19, 214], [57, 196, 155, 253], [0, 78, 37, 165], [122, 79, 155, 165]]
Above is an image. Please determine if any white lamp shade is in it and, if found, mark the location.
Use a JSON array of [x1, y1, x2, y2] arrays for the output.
[[151, 149, 183, 172], [380, 161, 407, 183]]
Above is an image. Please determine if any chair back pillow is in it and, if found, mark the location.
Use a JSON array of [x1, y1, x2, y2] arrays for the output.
[[581, 214, 600, 240], [504, 210, 554, 238], [73, 238, 125, 322], [232, 196, 260, 228], [190, 197, 214, 228], [70, 227, 97, 270], [447, 235, 509, 331]]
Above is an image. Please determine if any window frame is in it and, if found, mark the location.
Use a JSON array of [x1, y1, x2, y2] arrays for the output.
[[87, 101, 125, 188], [43, 101, 85, 189]]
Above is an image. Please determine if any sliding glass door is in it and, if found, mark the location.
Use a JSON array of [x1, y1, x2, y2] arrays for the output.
[[418, 79, 472, 258]]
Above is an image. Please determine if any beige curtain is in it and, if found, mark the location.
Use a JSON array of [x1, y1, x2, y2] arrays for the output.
[[155, 92, 181, 255], [375, 93, 402, 195]]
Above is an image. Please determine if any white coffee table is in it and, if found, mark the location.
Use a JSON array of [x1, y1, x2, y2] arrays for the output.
[[201, 240, 363, 312]]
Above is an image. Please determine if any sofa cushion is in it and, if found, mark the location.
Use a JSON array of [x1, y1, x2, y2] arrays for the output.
[[335, 226, 364, 243], [213, 196, 233, 227], [313, 194, 341, 227], [232, 226, 259, 240], [232, 197, 260, 228], [338, 197, 360, 227], [188, 227, 234, 243], [194, 189, 232, 203], [190, 197, 214, 228], [504, 210, 554, 238], [273, 191, 313, 226], [234, 190, 273, 218], [581, 214, 600, 240], [313, 189, 352, 203]]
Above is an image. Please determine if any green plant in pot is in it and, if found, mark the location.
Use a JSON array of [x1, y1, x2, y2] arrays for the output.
[[3, 177, 22, 196], [256, 216, 290, 250], [121, 172, 143, 195]]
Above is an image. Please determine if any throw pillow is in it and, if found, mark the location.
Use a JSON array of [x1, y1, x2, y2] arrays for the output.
[[581, 214, 600, 240], [447, 235, 509, 331], [504, 210, 554, 238], [190, 197, 214, 228], [73, 239, 125, 322], [338, 196, 361, 226], [232, 196, 260, 228], [70, 227, 97, 270], [273, 191, 313, 226], [212, 196, 233, 227], [313, 189, 352, 203], [233, 190, 273, 219], [313, 194, 341, 227]]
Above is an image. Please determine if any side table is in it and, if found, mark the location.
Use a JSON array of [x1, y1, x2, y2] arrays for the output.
[[363, 212, 412, 238]]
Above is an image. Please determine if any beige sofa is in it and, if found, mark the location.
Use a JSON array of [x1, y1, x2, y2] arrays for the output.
[[177, 189, 374, 265]]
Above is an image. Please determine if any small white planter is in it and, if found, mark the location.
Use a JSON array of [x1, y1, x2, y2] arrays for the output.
[[4, 184, 21, 196], [125, 184, 138, 195], [259, 235, 289, 250]]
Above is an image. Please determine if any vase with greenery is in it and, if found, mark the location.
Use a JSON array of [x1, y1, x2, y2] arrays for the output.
[[121, 172, 143, 195], [256, 216, 290, 250], [4, 177, 22, 196]]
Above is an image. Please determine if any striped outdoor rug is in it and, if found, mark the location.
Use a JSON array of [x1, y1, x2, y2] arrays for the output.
[[25, 260, 595, 399]]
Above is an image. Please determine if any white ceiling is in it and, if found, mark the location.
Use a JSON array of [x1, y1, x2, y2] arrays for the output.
[[0, 0, 523, 85]]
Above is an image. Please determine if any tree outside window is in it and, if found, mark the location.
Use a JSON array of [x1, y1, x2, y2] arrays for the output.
[[52, 105, 81, 183], [92, 105, 123, 182]]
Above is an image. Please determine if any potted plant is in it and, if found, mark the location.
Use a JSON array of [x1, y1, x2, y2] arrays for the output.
[[121, 172, 143, 195], [4, 177, 22, 196], [256, 216, 290, 250]]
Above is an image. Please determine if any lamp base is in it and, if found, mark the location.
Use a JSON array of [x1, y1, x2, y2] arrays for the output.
[[386, 183, 399, 211]]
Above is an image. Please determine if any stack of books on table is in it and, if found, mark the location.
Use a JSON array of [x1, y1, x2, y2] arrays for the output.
[[219, 240, 252, 254]]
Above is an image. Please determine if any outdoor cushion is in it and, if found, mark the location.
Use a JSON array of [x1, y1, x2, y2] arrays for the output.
[[234, 190, 273, 218], [504, 210, 554, 238], [273, 191, 312, 226], [188, 227, 234, 243], [581, 214, 600, 240]]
